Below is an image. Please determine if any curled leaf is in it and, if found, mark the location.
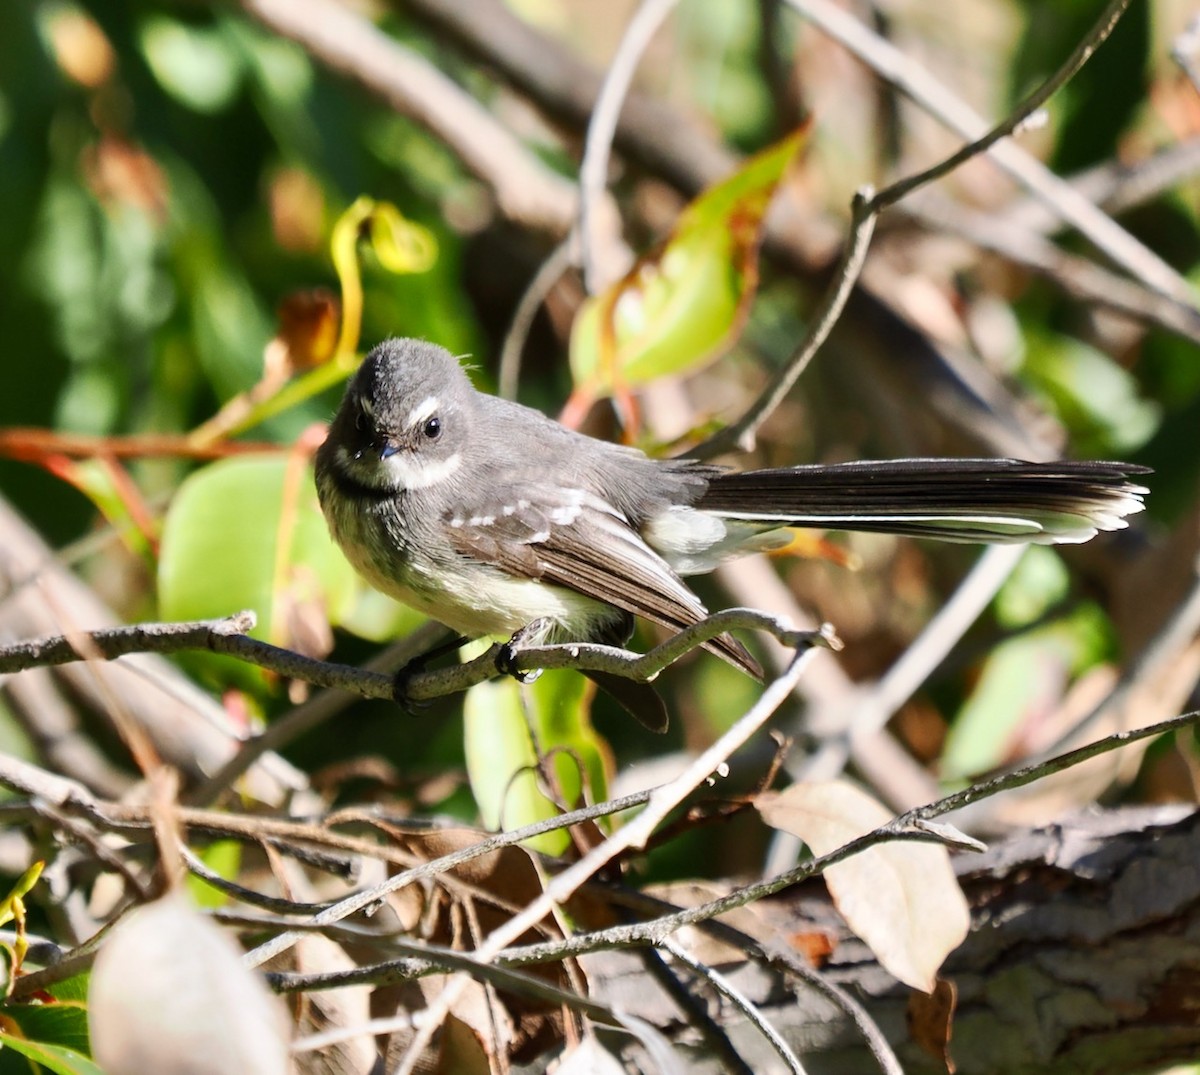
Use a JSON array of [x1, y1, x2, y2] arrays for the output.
[[569, 128, 806, 406], [330, 195, 437, 363]]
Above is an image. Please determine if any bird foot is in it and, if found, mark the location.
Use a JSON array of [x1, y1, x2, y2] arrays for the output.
[[495, 620, 549, 684]]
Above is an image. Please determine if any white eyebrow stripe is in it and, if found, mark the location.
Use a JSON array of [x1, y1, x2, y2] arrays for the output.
[[404, 395, 440, 429]]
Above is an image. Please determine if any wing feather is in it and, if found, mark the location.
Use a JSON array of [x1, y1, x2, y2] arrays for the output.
[[446, 488, 760, 677]]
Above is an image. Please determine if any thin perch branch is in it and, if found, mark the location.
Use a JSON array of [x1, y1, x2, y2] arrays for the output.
[[577, 0, 681, 293], [0, 610, 836, 702], [0, 612, 258, 674]]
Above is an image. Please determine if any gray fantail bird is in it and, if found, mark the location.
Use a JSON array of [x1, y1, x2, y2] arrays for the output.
[[315, 337, 1150, 731]]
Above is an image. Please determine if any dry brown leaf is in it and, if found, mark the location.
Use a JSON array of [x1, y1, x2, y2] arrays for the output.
[[909, 977, 958, 1074], [757, 780, 970, 992]]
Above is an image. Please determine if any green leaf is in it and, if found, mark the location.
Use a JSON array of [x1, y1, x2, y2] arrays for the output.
[[464, 670, 610, 856], [138, 16, 244, 114], [1023, 332, 1160, 455], [157, 455, 358, 688], [941, 605, 1114, 782], [186, 840, 242, 910], [992, 546, 1069, 630], [569, 128, 805, 400], [0, 1032, 100, 1075], [45, 977, 89, 1007], [0, 1000, 90, 1063]]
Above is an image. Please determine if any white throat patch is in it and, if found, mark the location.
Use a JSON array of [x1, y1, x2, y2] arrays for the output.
[[382, 449, 462, 490]]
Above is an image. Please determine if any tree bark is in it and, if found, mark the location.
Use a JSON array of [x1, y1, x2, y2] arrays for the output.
[[581, 805, 1200, 1074]]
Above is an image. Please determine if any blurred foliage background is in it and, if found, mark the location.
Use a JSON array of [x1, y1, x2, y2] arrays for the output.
[[1, 0, 1199, 869]]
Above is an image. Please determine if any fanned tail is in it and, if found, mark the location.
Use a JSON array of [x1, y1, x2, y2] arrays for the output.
[[698, 459, 1149, 544]]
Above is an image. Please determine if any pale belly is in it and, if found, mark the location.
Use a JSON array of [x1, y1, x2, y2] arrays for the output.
[[326, 494, 612, 641]]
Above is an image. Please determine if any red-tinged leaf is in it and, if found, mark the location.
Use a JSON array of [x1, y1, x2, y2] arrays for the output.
[[757, 780, 970, 993], [569, 128, 806, 404]]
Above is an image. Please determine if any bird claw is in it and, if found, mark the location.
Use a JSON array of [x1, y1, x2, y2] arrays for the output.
[[391, 633, 467, 712], [496, 620, 549, 683], [392, 659, 436, 713]]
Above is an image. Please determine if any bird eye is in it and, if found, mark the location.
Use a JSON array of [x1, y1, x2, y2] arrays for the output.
[[422, 416, 442, 440], [354, 409, 370, 433]]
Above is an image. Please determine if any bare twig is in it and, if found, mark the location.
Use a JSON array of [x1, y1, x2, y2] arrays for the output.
[[419, 707, 1200, 978], [902, 193, 1200, 343], [577, 0, 680, 293], [695, 0, 1187, 459], [1172, 14, 1200, 97], [36, 803, 154, 902], [635, 946, 756, 1075], [0, 612, 257, 674], [178, 845, 340, 916], [391, 642, 824, 1072], [867, 0, 1132, 213], [690, 187, 878, 457], [398, 0, 736, 194], [291, 1014, 415, 1057], [1037, 561, 1200, 759], [498, 238, 576, 400], [0, 609, 833, 704], [998, 137, 1200, 234], [270, 936, 622, 1023], [662, 937, 808, 1075], [8, 780, 664, 997], [784, 0, 1196, 306], [801, 545, 1025, 778], [241, 785, 661, 969], [186, 625, 447, 809]]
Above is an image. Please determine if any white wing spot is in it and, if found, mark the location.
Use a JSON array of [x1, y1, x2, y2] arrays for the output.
[[548, 490, 587, 527]]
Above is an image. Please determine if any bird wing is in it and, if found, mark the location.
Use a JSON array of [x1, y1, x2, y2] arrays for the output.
[[443, 486, 760, 677]]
